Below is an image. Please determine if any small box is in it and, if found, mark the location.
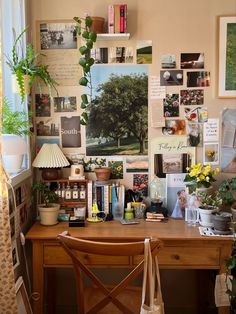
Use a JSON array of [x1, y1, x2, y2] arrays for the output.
[[69, 216, 85, 227]]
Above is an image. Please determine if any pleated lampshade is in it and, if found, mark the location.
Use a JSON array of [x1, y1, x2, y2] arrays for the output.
[[32, 144, 70, 180]]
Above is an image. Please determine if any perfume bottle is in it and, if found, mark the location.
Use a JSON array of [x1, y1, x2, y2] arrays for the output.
[[65, 184, 72, 200], [72, 183, 79, 200]]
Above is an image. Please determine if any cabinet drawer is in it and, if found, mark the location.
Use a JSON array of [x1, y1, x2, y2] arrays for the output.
[[133, 247, 220, 267], [43, 245, 130, 266]]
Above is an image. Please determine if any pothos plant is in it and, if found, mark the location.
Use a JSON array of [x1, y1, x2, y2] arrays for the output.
[[73, 16, 97, 125], [5, 28, 58, 103]]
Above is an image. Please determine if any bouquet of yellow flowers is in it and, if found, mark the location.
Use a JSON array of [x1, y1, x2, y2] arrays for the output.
[[184, 163, 220, 188]]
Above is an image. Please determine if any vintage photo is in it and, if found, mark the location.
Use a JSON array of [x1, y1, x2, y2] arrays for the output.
[[36, 119, 60, 136], [36, 138, 60, 154], [161, 54, 176, 68], [163, 93, 179, 117], [203, 143, 219, 165], [86, 65, 148, 156], [109, 47, 134, 63], [133, 174, 149, 196], [136, 40, 152, 64], [187, 71, 210, 87], [35, 94, 51, 117], [39, 21, 77, 50], [126, 156, 149, 173], [12, 240, 20, 270], [90, 48, 108, 64], [108, 160, 124, 179], [160, 70, 183, 86], [61, 116, 81, 148], [180, 53, 204, 69], [186, 123, 203, 147], [154, 153, 191, 178], [162, 119, 186, 136], [54, 96, 77, 112], [180, 89, 204, 106]]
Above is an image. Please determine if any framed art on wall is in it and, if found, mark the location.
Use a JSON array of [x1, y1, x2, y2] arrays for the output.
[[218, 16, 236, 98]]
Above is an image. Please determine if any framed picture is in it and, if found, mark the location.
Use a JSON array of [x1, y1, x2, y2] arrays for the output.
[[218, 16, 236, 98], [154, 153, 191, 178], [15, 276, 33, 314], [203, 142, 220, 165]]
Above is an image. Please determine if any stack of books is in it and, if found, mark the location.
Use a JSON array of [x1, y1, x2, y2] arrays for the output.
[[108, 4, 127, 33], [146, 212, 165, 222]]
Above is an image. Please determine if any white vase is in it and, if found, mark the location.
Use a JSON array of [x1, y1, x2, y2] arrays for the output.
[[199, 208, 214, 227]]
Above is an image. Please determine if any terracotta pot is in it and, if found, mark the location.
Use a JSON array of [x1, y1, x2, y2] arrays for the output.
[[90, 17, 105, 33], [94, 167, 111, 181]]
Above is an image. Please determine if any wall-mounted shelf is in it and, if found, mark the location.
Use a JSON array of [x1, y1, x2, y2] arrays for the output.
[[97, 33, 130, 41]]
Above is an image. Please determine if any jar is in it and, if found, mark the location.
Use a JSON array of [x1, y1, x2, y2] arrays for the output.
[[124, 208, 134, 220]]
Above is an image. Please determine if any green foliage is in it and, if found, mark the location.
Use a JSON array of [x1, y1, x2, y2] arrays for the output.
[[2, 97, 32, 135], [226, 23, 236, 91], [198, 190, 223, 209], [219, 178, 236, 205], [87, 73, 148, 154], [32, 182, 58, 208], [5, 27, 58, 103], [73, 16, 97, 124]]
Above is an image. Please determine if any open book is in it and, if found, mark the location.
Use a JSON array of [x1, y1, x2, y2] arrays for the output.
[[222, 125, 236, 148]]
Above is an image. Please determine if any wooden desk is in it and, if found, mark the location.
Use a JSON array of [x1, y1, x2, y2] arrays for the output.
[[26, 219, 232, 314]]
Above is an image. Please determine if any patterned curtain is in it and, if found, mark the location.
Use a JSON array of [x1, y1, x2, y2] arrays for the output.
[[0, 28, 17, 313]]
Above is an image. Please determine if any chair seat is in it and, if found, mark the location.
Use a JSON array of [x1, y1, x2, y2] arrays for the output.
[[84, 285, 142, 314]]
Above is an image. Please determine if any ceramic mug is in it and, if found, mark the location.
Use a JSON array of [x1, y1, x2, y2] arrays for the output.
[[132, 202, 146, 219]]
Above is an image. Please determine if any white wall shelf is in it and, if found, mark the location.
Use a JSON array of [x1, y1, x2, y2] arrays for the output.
[[97, 33, 130, 41]]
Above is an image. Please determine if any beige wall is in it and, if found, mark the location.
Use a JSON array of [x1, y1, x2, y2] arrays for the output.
[[29, 0, 236, 188]]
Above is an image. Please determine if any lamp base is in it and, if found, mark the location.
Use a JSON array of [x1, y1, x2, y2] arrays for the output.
[[41, 169, 60, 180]]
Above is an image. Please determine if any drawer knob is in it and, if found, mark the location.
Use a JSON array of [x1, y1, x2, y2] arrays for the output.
[[173, 254, 180, 260]]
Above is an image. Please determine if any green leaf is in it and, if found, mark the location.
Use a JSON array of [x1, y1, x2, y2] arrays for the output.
[[83, 65, 91, 73], [86, 40, 94, 49], [73, 17, 82, 24], [87, 58, 95, 66], [79, 77, 88, 86], [85, 16, 93, 28], [82, 31, 89, 39], [79, 46, 89, 55], [81, 102, 87, 109], [89, 32, 97, 42], [79, 57, 87, 66], [81, 94, 88, 104]]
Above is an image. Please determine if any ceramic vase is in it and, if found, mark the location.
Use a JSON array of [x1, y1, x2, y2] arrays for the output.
[[199, 208, 214, 227]]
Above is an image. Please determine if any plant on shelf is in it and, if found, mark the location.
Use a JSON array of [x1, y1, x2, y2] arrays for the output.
[[5, 28, 58, 103], [2, 97, 31, 136], [73, 16, 97, 125], [219, 177, 236, 209], [184, 163, 220, 188]]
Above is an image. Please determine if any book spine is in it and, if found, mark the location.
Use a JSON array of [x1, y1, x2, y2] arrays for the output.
[[124, 4, 127, 33], [108, 5, 114, 33], [120, 4, 125, 33], [111, 185, 118, 217], [101, 185, 104, 211], [87, 180, 93, 218], [114, 4, 120, 33], [96, 186, 102, 211], [104, 185, 109, 214], [109, 185, 112, 216]]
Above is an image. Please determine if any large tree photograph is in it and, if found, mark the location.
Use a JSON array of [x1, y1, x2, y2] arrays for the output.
[[86, 65, 148, 156]]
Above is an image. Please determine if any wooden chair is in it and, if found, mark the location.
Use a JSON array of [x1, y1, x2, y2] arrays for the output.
[[57, 231, 162, 314]]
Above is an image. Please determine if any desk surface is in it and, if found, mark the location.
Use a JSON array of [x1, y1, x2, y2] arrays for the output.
[[26, 219, 232, 242]]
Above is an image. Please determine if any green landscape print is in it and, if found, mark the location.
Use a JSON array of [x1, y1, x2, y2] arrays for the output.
[[136, 40, 152, 64], [226, 23, 236, 91], [86, 65, 148, 156]]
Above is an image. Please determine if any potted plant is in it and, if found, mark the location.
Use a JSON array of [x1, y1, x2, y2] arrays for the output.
[[32, 182, 59, 226], [2, 97, 31, 173], [219, 178, 236, 219], [73, 16, 97, 125], [5, 28, 58, 103], [184, 163, 220, 193], [198, 190, 222, 227]]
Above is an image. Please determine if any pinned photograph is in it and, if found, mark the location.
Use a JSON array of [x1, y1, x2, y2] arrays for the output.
[[35, 94, 51, 117], [162, 119, 186, 136], [39, 21, 77, 50], [126, 156, 148, 173], [61, 116, 81, 148], [109, 47, 134, 63], [161, 54, 176, 68], [36, 119, 60, 136], [186, 123, 203, 147], [160, 70, 183, 86], [36, 138, 60, 154], [180, 89, 204, 106], [181, 53, 204, 69], [136, 40, 152, 64], [163, 94, 179, 117], [133, 174, 149, 196], [203, 143, 219, 165], [54, 96, 77, 112], [12, 240, 20, 269], [184, 107, 208, 123], [108, 160, 124, 179], [187, 71, 210, 87], [90, 48, 108, 64]]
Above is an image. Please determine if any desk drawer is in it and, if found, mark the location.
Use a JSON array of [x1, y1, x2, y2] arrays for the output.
[[133, 247, 220, 267], [44, 245, 130, 266]]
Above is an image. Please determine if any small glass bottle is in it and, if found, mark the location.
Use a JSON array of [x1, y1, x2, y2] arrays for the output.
[[65, 184, 72, 200], [61, 183, 65, 200], [80, 185, 86, 200], [72, 183, 79, 200]]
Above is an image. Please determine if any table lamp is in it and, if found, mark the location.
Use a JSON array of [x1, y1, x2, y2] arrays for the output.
[[32, 143, 70, 180]]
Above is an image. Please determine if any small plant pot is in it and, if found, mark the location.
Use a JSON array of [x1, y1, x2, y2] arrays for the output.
[[38, 203, 60, 226], [94, 167, 111, 181], [90, 17, 105, 33], [213, 212, 232, 232], [199, 208, 214, 227]]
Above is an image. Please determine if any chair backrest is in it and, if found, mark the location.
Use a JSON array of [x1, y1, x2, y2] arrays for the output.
[[57, 231, 162, 314]]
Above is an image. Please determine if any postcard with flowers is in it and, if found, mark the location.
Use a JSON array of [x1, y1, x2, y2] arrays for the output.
[[180, 89, 204, 106], [163, 93, 179, 117], [203, 143, 219, 165], [35, 94, 51, 117], [133, 174, 148, 197], [108, 160, 123, 179]]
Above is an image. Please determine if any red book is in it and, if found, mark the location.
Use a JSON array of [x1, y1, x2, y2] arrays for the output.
[[120, 4, 125, 33]]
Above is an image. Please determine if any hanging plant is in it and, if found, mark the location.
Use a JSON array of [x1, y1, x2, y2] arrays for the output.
[[73, 16, 97, 125]]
